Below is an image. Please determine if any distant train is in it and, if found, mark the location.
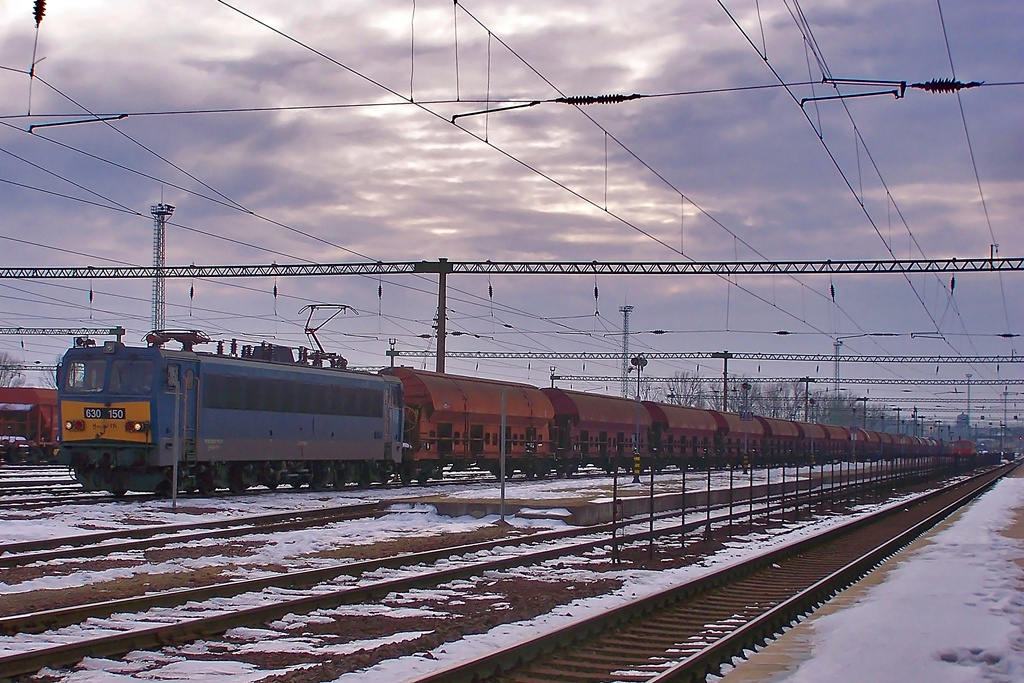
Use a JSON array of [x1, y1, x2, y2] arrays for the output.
[[0, 387, 58, 464], [56, 332, 957, 496]]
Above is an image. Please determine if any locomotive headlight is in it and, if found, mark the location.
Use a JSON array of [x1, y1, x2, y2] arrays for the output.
[[125, 421, 150, 433], [65, 420, 73, 430], [65, 420, 85, 431]]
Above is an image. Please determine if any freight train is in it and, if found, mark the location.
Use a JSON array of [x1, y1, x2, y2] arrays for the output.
[[56, 333, 954, 496], [0, 387, 58, 464]]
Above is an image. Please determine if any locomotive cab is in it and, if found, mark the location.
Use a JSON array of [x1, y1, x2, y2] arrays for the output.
[[57, 342, 168, 495]]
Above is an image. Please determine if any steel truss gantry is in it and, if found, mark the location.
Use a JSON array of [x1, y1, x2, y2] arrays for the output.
[[0, 256, 1022, 279], [0, 327, 124, 338], [389, 350, 1023, 364], [549, 375, 1024, 387]]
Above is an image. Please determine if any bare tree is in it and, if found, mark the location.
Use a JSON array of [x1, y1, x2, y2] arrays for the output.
[[656, 371, 710, 408], [38, 355, 62, 389], [0, 352, 27, 388]]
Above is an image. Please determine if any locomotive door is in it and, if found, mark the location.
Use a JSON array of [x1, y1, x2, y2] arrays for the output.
[[165, 363, 199, 465], [384, 383, 402, 461], [181, 368, 198, 463]]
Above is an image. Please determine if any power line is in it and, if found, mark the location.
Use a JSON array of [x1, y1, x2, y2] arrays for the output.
[[934, 0, 1011, 335], [207, 1, 869, 357], [721, 0, 980, 355], [451, 2, 878, 353]]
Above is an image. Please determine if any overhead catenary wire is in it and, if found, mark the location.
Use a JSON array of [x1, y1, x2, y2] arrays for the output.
[[6, 5, 1015, 387], [207, 0, 868, 361], [447, 3, 872, 348], [719, 0, 986, 370], [4, 22, 636, 368], [934, 0, 1011, 336]]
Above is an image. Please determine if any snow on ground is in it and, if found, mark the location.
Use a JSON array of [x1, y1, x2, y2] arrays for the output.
[[718, 472, 1024, 683], [1, 462, 991, 682], [0, 463, 860, 544], [324, 471, 1024, 683], [0, 504, 546, 597]]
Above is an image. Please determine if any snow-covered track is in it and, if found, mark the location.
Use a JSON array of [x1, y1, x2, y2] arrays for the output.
[[0, 502, 382, 568], [414, 462, 1017, 683], [0, 465, 997, 680]]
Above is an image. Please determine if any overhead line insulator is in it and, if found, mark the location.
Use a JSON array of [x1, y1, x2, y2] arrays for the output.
[[910, 78, 984, 94], [555, 93, 643, 105]]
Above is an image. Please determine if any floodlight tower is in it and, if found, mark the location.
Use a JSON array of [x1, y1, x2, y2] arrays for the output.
[[619, 305, 634, 398], [150, 203, 175, 331]]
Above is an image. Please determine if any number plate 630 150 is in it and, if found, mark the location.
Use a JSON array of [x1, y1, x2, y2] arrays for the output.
[[85, 407, 125, 419]]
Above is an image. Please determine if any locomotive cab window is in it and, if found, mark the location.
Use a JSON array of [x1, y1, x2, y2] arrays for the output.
[[110, 360, 154, 394], [64, 360, 106, 393]]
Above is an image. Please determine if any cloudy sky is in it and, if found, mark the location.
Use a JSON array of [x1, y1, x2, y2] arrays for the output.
[[1, 1, 1022, 428]]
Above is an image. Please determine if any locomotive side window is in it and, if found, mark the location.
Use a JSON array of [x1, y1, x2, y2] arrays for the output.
[[203, 374, 384, 418], [64, 360, 105, 393], [110, 360, 154, 394]]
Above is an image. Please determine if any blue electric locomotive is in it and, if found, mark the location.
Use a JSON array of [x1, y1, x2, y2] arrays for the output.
[[57, 333, 403, 496]]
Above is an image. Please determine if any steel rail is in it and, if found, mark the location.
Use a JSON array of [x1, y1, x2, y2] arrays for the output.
[[649, 463, 1016, 682], [409, 463, 1013, 683], [0, 495, 740, 638], [0, 511, 693, 674], [0, 257, 1022, 279], [0, 492, 149, 510], [0, 502, 381, 567], [0, 462, 972, 677], [0, 464, 903, 644]]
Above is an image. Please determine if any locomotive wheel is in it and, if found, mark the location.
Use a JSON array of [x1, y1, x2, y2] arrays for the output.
[[197, 470, 216, 496], [110, 470, 130, 498], [310, 462, 334, 491], [357, 463, 372, 488], [257, 464, 281, 491], [228, 465, 249, 494]]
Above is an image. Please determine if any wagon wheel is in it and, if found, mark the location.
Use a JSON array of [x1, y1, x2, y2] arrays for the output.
[[399, 462, 413, 486], [416, 463, 435, 484]]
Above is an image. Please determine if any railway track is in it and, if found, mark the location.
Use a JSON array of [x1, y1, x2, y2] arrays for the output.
[[0, 462, 596, 509], [412, 462, 1016, 683], [0, 464, 980, 680], [0, 501, 383, 568]]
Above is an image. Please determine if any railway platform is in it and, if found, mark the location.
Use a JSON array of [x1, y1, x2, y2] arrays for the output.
[[718, 463, 1024, 682]]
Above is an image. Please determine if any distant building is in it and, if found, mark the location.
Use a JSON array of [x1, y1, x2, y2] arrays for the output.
[[955, 412, 970, 441]]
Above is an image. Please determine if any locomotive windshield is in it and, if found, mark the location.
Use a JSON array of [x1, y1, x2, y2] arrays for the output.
[[110, 359, 155, 394], [63, 360, 106, 393], [62, 357, 155, 394]]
